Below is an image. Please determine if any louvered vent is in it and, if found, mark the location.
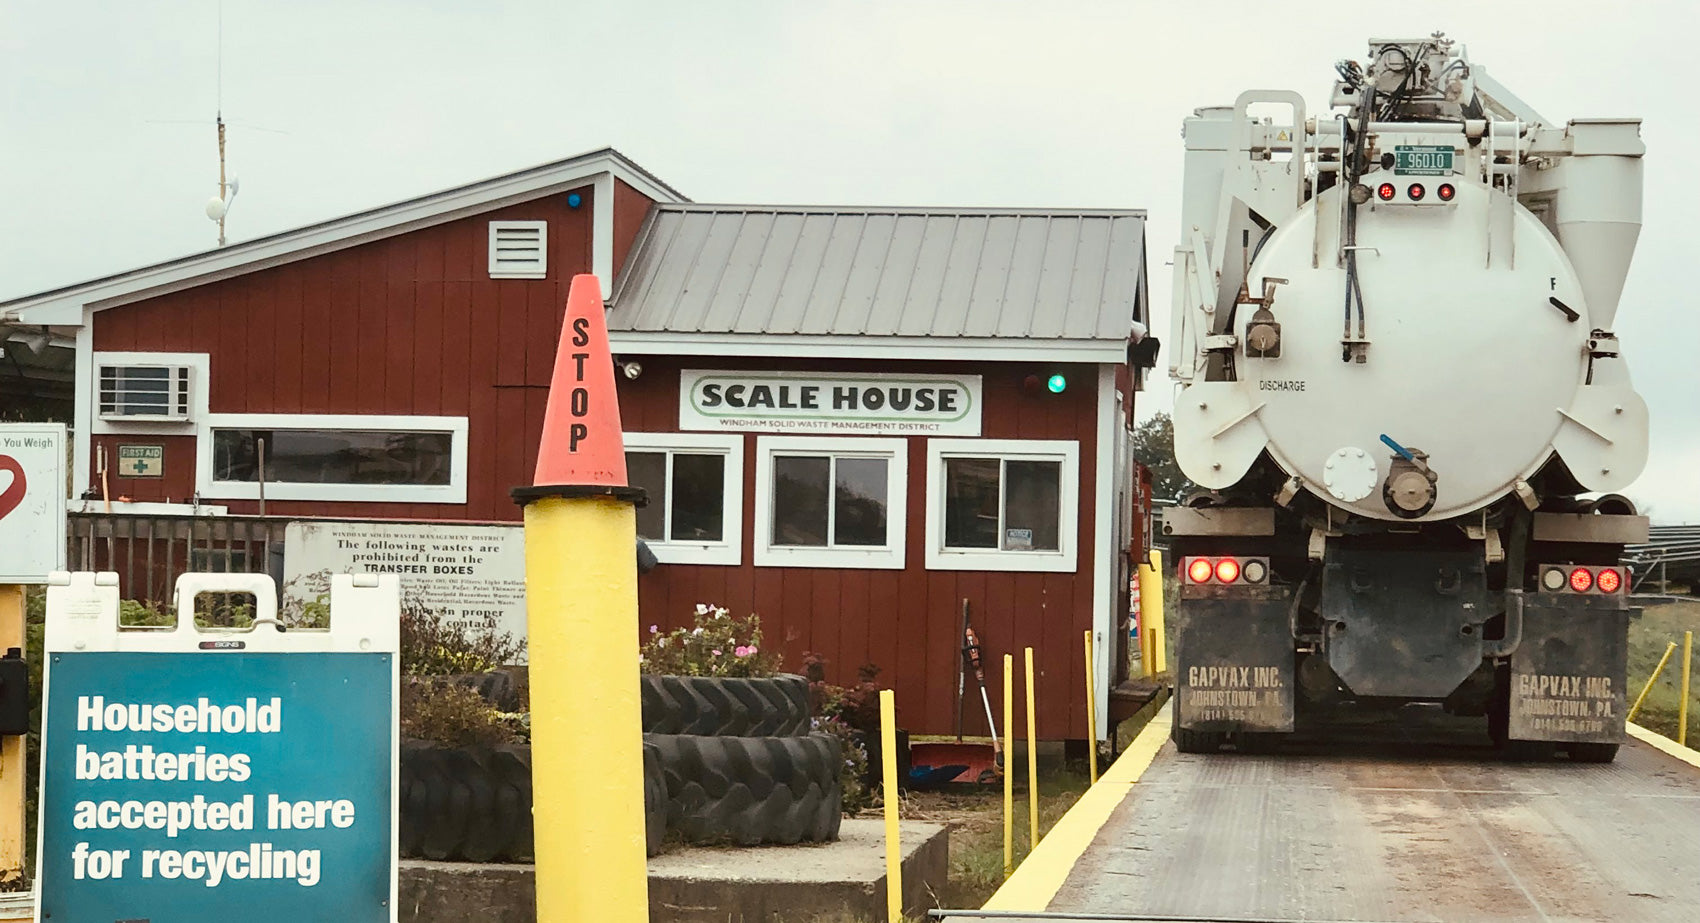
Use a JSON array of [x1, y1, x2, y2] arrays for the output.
[[98, 364, 194, 421], [488, 220, 548, 279]]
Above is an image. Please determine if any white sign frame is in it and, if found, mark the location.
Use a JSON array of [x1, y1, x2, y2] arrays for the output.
[[679, 370, 982, 436], [0, 422, 67, 583]]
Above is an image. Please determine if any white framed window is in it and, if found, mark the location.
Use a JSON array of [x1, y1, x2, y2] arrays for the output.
[[754, 436, 907, 570], [196, 414, 469, 504], [925, 438, 1079, 573], [91, 352, 209, 434], [624, 432, 744, 566], [488, 220, 548, 279]]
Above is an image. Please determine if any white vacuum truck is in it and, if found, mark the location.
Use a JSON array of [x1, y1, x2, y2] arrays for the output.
[[1166, 34, 1649, 760]]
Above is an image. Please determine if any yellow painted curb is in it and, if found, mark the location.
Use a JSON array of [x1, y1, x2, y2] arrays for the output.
[[1627, 722, 1700, 769], [981, 700, 1172, 912]]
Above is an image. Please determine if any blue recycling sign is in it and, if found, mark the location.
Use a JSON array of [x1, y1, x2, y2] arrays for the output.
[[37, 572, 400, 923]]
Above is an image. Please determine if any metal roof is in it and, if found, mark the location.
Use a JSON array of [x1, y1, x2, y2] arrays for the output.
[[608, 204, 1145, 343]]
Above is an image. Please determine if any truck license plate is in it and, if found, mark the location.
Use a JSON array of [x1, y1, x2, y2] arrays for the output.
[[1394, 145, 1454, 176]]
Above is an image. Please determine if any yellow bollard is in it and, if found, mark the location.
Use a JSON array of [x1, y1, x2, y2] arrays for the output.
[[1682, 632, 1693, 747], [1136, 561, 1157, 679], [1148, 550, 1168, 674], [880, 689, 902, 923], [515, 275, 648, 923], [1002, 653, 1014, 880], [1083, 630, 1098, 784], [0, 584, 24, 879], [1628, 641, 1678, 723], [1025, 646, 1039, 853]]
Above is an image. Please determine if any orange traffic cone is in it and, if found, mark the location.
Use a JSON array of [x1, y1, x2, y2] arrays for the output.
[[531, 272, 630, 490]]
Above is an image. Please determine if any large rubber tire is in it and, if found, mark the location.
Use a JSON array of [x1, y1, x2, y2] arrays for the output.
[[398, 743, 533, 862], [641, 674, 811, 737], [648, 732, 844, 845], [643, 739, 667, 857]]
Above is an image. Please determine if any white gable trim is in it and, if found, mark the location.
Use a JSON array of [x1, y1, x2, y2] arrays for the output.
[[608, 331, 1129, 363], [4, 151, 682, 326]]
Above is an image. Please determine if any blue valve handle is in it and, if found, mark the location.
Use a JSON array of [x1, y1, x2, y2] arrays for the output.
[[1379, 434, 1415, 461]]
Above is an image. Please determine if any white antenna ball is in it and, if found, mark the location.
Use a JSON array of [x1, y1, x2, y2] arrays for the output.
[[205, 196, 228, 220]]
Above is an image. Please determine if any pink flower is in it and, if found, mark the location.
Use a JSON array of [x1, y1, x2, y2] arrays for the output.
[[711, 649, 723, 657], [648, 624, 658, 634], [734, 645, 751, 657], [745, 644, 757, 655]]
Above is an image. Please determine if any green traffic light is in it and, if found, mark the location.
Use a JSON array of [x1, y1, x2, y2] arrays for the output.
[[1047, 374, 1067, 393]]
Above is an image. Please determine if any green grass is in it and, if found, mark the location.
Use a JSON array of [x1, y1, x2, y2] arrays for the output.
[[1627, 599, 1700, 741]]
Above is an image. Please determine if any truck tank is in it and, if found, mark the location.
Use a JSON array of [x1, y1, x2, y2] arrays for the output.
[[1165, 34, 1651, 761]]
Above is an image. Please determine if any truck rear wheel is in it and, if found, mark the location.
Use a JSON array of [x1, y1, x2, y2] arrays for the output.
[[1566, 742, 1620, 763], [1173, 728, 1226, 753]]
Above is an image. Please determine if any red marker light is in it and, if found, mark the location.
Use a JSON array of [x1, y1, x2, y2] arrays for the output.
[[1215, 558, 1241, 584], [1569, 567, 1594, 593], [1438, 183, 1456, 201], [1377, 183, 1396, 201], [1188, 559, 1214, 584], [1408, 183, 1426, 201], [1597, 568, 1622, 594]]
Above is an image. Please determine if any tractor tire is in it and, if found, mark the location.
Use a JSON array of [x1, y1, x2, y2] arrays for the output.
[[640, 674, 811, 737], [643, 739, 667, 856], [398, 743, 533, 862], [648, 732, 843, 845]]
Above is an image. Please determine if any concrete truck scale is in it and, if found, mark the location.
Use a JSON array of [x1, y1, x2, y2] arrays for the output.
[[1166, 34, 1649, 761]]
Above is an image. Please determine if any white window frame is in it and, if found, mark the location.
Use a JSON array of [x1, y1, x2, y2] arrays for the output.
[[91, 351, 209, 434], [754, 436, 907, 570], [196, 413, 469, 504], [925, 438, 1079, 573], [623, 432, 744, 566], [487, 220, 548, 279]]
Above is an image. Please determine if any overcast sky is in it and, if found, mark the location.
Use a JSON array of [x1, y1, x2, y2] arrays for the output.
[[3, 1, 1694, 520]]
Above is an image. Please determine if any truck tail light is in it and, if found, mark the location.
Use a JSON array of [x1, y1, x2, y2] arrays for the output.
[[1597, 568, 1622, 594], [1437, 183, 1455, 201], [1188, 558, 1214, 583], [1407, 183, 1426, 201], [1377, 182, 1395, 201], [1215, 559, 1240, 583], [1569, 567, 1593, 593]]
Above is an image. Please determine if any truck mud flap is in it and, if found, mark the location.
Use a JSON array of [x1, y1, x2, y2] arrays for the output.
[[1508, 597, 1629, 744], [1174, 587, 1294, 733]]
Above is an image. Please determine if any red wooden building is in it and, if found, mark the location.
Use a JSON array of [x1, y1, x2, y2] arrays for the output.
[[0, 152, 1153, 740]]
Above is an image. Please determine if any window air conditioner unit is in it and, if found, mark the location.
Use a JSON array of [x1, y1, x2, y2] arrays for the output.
[[97, 364, 194, 422]]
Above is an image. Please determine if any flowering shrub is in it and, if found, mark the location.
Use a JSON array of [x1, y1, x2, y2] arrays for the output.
[[811, 714, 873, 814], [639, 604, 782, 677], [804, 653, 883, 734]]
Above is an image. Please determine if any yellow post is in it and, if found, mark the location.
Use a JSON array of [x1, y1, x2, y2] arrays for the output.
[[0, 585, 24, 884], [1135, 560, 1156, 679], [880, 689, 902, 923], [1024, 646, 1039, 853], [1147, 550, 1167, 674], [516, 275, 648, 923], [1083, 630, 1098, 784], [1002, 653, 1013, 880], [1681, 631, 1693, 747], [1628, 641, 1678, 723]]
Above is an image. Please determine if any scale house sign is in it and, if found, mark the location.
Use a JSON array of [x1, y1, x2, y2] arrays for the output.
[[678, 371, 982, 436]]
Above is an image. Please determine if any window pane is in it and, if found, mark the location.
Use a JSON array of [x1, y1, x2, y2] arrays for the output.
[[211, 429, 453, 486], [772, 455, 829, 546], [944, 457, 1000, 549], [100, 366, 171, 415], [626, 451, 667, 541], [1004, 460, 1061, 551], [670, 453, 725, 542], [833, 457, 888, 546]]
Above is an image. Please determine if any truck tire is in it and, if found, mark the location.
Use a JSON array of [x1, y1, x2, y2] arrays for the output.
[[640, 674, 811, 737], [647, 732, 843, 845], [1172, 727, 1226, 754], [1566, 742, 1620, 763], [399, 743, 533, 862]]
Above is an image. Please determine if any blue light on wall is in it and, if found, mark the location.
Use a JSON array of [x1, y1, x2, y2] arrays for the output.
[[1047, 374, 1067, 393], [567, 193, 583, 208]]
